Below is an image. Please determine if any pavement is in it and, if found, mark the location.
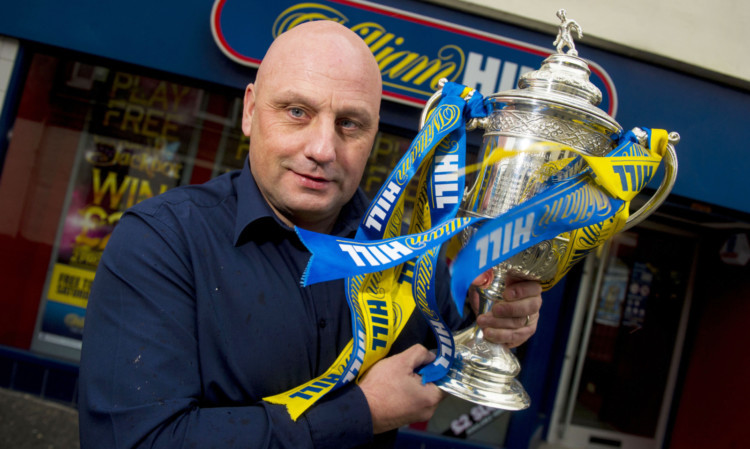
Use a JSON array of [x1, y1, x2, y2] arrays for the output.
[[0, 388, 80, 449]]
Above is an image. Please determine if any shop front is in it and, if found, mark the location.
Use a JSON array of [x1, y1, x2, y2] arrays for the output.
[[1, 1, 748, 447]]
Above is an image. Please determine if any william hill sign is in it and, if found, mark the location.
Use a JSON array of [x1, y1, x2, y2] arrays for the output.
[[211, 0, 617, 115]]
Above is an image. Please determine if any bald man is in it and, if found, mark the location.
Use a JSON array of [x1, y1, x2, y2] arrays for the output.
[[78, 21, 542, 448]]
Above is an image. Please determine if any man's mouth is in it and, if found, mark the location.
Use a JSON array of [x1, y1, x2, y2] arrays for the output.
[[293, 170, 331, 189]]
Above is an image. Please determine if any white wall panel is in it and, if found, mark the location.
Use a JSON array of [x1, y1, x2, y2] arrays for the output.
[[423, 0, 748, 83]]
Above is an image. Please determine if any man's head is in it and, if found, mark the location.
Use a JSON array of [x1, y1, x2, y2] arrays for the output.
[[241, 20, 382, 233]]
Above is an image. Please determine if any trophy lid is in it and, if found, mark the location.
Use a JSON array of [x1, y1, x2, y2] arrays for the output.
[[489, 9, 620, 133]]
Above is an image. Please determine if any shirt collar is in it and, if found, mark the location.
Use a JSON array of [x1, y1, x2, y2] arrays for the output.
[[233, 160, 369, 245]]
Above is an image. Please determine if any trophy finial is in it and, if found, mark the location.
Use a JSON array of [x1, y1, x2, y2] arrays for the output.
[[518, 9, 601, 106], [553, 9, 583, 56]]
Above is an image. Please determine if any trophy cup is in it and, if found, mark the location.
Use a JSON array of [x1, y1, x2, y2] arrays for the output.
[[418, 9, 679, 410]]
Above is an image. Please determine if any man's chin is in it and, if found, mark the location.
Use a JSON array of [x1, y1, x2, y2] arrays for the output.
[[284, 201, 339, 225]]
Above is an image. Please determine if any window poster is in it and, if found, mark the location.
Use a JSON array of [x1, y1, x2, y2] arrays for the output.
[[29, 58, 418, 360], [622, 262, 653, 328], [33, 62, 205, 358], [594, 232, 638, 327], [205, 96, 248, 176], [594, 260, 630, 327]]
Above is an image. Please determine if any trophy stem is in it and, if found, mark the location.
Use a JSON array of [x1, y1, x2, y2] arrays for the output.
[[437, 271, 530, 410]]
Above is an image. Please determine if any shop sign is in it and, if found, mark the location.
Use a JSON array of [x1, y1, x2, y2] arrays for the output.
[[211, 0, 617, 115]]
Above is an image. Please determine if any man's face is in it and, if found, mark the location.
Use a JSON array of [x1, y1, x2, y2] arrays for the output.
[[242, 27, 381, 232]]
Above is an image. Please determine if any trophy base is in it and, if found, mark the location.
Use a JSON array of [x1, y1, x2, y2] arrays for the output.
[[437, 327, 531, 410]]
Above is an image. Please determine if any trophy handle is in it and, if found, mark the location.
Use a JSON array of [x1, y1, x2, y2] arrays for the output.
[[620, 132, 680, 232], [418, 85, 442, 129], [418, 79, 489, 131]]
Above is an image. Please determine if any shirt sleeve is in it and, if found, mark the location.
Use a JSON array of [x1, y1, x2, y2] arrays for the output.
[[78, 211, 374, 449]]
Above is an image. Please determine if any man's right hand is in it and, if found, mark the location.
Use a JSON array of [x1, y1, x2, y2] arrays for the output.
[[358, 344, 445, 434]]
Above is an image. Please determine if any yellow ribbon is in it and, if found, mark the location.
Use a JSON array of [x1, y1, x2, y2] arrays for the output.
[[542, 129, 670, 289], [265, 88, 480, 420]]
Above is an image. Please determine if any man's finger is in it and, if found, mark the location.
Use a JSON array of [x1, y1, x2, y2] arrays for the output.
[[470, 269, 494, 289], [402, 344, 436, 369], [502, 279, 543, 301], [487, 296, 542, 319]]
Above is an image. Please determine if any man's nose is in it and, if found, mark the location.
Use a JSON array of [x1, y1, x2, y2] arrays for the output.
[[304, 119, 337, 164]]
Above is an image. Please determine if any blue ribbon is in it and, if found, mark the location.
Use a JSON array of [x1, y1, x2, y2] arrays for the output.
[[296, 81, 646, 388], [449, 173, 625, 312], [412, 119, 467, 383], [323, 82, 478, 390]]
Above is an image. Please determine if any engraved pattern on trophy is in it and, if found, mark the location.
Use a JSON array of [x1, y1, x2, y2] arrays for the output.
[[485, 110, 614, 154], [477, 152, 548, 217], [509, 237, 570, 281]]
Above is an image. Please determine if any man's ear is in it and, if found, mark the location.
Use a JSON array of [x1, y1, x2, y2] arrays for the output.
[[241, 83, 256, 137]]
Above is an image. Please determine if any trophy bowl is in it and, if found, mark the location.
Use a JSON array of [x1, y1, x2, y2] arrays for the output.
[[418, 9, 678, 410]]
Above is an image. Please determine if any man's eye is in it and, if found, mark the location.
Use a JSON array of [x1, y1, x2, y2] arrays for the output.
[[338, 119, 358, 129], [289, 107, 305, 118]]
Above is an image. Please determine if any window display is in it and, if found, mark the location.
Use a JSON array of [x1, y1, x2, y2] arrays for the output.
[[0, 50, 415, 360]]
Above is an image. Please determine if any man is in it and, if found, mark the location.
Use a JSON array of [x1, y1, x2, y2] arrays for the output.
[[78, 20, 542, 448]]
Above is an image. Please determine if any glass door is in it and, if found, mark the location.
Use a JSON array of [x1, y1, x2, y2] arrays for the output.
[[548, 222, 698, 448]]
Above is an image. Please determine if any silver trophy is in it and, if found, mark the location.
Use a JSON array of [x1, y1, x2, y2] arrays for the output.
[[419, 9, 678, 410]]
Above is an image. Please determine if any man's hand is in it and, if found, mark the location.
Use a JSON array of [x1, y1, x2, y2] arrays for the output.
[[470, 273, 543, 348], [358, 344, 445, 434]]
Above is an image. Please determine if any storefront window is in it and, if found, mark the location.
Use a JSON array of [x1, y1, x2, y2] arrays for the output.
[[0, 50, 415, 360]]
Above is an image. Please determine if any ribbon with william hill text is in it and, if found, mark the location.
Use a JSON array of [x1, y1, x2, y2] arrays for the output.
[[264, 82, 481, 419], [299, 128, 668, 309], [267, 80, 671, 420]]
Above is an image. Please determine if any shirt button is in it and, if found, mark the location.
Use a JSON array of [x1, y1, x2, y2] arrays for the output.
[[318, 319, 327, 328]]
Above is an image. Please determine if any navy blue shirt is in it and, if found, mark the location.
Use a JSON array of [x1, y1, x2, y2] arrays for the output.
[[78, 161, 468, 449]]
